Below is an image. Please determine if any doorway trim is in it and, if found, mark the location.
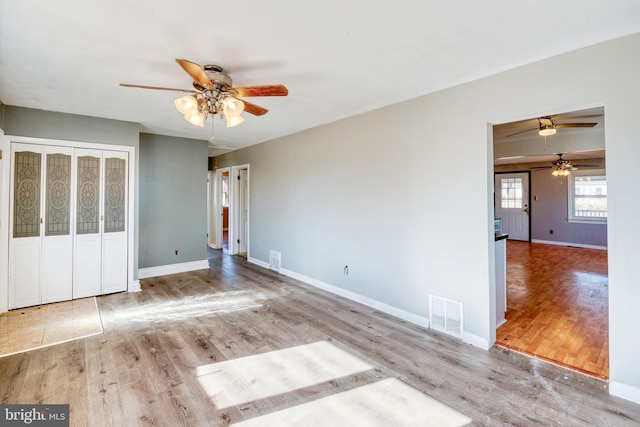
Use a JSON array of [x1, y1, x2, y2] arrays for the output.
[[488, 101, 608, 376], [212, 166, 230, 250]]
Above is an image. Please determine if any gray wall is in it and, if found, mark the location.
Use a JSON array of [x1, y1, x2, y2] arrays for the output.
[[139, 133, 208, 268], [215, 33, 640, 398], [531, 167, 607, 246]]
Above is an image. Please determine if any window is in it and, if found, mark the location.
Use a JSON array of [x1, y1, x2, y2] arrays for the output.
[[500, 177, 523, 209], [568, 170, 607, 223]]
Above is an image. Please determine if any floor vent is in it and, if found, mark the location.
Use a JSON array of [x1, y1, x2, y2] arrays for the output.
[[269, 250, 281, 271], [429, 295, 463, 338]]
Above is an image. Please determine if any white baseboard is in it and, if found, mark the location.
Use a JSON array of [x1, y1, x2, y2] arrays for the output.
[[282, 267, 432, 329], [248, 257, 270, 269], [129, 280, 141, 292], [462, 331, 490, 350], [138, 259, 209, 279], [247, 257, 430, 329], [247, 257, 493, 348], [610, 381, 640, 405], [531, 239, 607, 250]]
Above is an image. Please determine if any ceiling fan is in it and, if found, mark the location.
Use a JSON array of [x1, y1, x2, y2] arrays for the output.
[[531, 153, 600, 176], [506, 116, 598, 138], [120, 59, 288, 130]]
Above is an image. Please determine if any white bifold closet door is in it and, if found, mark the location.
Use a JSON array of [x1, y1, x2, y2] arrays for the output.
[[10, 144, 74, 307], [9, 143, 128, 309], [74, 149, 128, 297]]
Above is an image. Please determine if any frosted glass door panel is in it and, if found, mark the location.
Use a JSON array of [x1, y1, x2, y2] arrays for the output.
[[42, 147, 73, 303], [102, 151, 128, 294], [74, 149, 103, 298], [9, 145, 43, 308]]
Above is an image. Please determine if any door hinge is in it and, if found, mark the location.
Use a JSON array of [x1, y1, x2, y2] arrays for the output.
[[237, 239, 240, 244], [237, 175, 240, 180]]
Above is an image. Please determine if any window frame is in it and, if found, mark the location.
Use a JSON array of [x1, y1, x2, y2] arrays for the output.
[[567, 169, 607, 224]]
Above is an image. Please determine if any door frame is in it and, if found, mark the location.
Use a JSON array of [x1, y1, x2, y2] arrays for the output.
[[229, 164, 250, 256], [0, 127, 7, 313], [212, 166, 230, 250], [0, 135, 136, 314]]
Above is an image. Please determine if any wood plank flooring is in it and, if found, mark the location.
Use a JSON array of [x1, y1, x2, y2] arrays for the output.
[[1, 248, 638, 425], [496, 241, 609, 379]]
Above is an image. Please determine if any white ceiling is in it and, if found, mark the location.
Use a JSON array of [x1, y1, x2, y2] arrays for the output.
[[1, 1, 640, 156]]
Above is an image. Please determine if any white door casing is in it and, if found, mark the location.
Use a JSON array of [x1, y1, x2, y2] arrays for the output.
[[495, 172, 530, 241], [212, 167, 230, 250]]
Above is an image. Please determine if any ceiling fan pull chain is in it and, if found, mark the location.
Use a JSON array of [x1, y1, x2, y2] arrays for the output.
[[210, 116, 215, 141]]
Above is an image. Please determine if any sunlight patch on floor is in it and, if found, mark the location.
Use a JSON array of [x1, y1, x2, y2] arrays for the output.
[[113, 291, 267, 322], [232, 377, 472, 427], [196, 341, 373, 409]]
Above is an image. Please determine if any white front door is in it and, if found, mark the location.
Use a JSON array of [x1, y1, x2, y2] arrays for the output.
[[495, 172, 530, 241]]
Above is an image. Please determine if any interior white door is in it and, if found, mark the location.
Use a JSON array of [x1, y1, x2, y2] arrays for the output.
[[74, 149, 103, 298], [9, 144, 43, 308], [41, 146, 74, 303], [238, 169, 248, 254], [101, 151, 128, 294], [495, 172, 530, 241]]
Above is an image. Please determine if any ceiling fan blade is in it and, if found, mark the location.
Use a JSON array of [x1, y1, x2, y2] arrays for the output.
[[241, 99, 268, 116], [506, 127, 538, 138], [175, 59, 215, 89], [530, 166, 551, 170], [233, 84, 288, 97], [572, 164, 601, 169], [555, 122, 597, 128], [119, 83, 196, 93]]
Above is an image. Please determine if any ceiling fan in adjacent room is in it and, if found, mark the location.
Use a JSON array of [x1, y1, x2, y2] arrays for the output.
[[531, 153, 600, 176], [120, 59, 288, 131], [506, 116, 598, 138]]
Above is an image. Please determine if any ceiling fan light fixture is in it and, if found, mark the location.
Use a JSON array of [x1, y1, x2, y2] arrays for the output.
[[539, 125, 556, 136], [223, 97, 244, 116], [184, 112, 205, 127], [175, 95, 199, 115], [226, 115, 245, 128]]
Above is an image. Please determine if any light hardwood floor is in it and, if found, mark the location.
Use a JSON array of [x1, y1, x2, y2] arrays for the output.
[[496, 241, 609, 379], [1, 248, 639, 426]]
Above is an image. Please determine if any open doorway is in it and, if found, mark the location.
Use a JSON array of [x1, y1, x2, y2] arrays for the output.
[[492, 106, 609, 379], [229, 165, 249, 256], [212, 167, 231, 251]]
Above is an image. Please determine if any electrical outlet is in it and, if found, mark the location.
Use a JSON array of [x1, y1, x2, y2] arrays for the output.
[[175, 250, 179, 255], [549, 230, 554, 235], [344, 265, 349, 275]]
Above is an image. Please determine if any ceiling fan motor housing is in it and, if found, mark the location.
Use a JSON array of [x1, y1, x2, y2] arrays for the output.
[[203, 64, 233, 88]]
